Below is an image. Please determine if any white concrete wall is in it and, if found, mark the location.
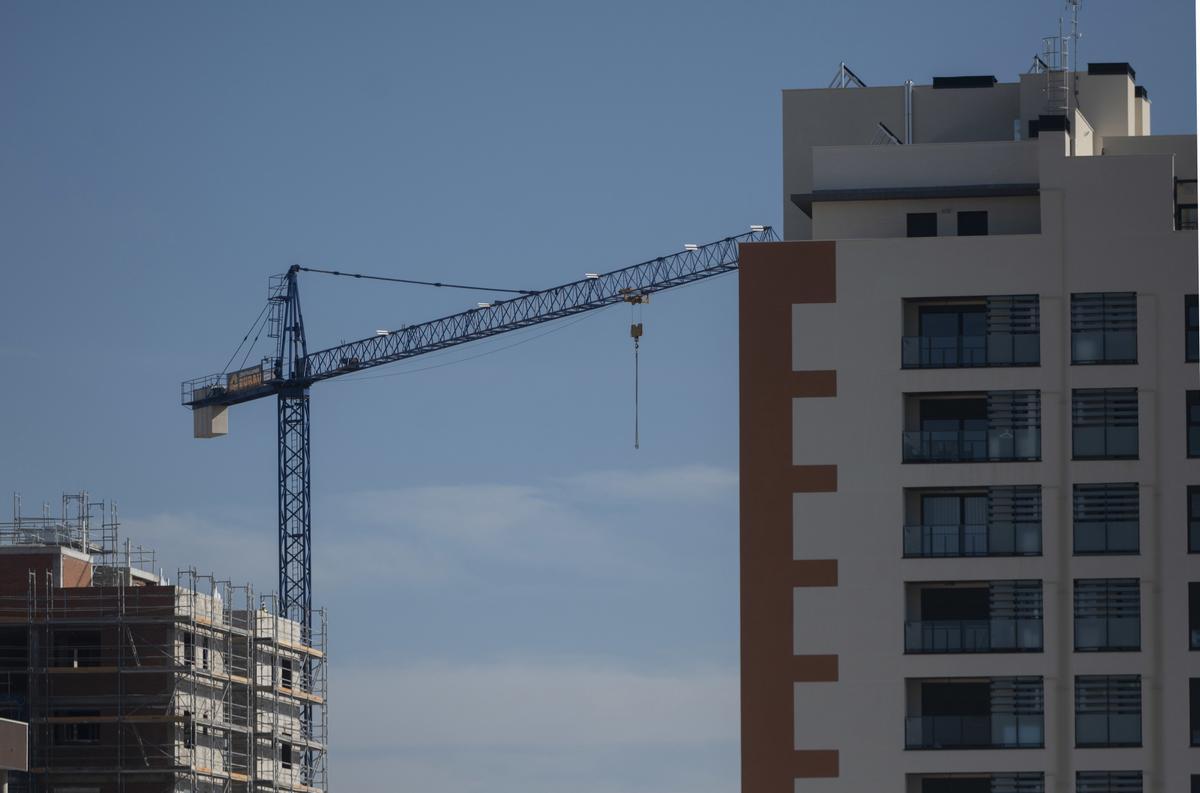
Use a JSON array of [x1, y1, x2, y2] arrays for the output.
[[788, 125, 1199, 792], [812, 140, 1038, 192]]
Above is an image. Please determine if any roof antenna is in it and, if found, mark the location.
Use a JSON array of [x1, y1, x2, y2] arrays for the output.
[[829, 62, 867, 89]]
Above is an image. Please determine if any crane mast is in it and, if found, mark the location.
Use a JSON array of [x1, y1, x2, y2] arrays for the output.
[[182, 226, 778, 637]]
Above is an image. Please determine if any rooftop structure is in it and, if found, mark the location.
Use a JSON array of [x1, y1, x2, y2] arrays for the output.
[[0, 493, 328, 793]]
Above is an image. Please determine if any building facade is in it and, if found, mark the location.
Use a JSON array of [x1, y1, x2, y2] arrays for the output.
[[0, 495, 328, 793], [740, 64, 1198, 792]]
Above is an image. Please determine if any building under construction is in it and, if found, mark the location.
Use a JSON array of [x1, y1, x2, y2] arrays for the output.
[[0, 493, 328, 793]]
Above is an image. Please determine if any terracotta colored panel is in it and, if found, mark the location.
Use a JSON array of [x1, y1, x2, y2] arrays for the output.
[[790, 464, 837, 492], [793, 749, 839, 778], [739, 240, 840, 792], [792, 654, 838, 682], [791, 369, 837, 397], [793, 560, 838, 587], [740, 242, 836, 303]]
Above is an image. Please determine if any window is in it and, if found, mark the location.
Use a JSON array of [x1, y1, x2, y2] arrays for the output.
[[281, 741, 294, 769], [1193, 679, 1200, 746], [1189, 392, 1200, 458], [52, 631, 101, 668], [200, 635, 210, 671], [1187, 296, 1198, 362], [52, 710, 101, 745], [1076, 771, 1142, 793], [957, 210, 988, 236], [181, 631, 194, 668], [1075, 675, 1141, 747], [907, 212, 938, 237], [280, 658, 294, 690], [1191, 583, 1200, 650], [1074, 579, 1140, 651], [1072, 388, 1138, 459], [914, 304, 986, 367], [1192, 488, 1200, 553], [1073, 483, 1138, 555], [1178, 179, 1198, 230], [1071, 293, 1137, 364]]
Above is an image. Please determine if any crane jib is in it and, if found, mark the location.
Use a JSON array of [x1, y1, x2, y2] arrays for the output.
[[181, 227, 777, 409]]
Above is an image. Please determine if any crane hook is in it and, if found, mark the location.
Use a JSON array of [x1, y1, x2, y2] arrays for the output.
[[622, 291, 649, 449]]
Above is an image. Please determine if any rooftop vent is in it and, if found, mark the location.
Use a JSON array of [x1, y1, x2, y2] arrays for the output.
[[931, 75, 997, 89], [1087, 62, 1136, 79]]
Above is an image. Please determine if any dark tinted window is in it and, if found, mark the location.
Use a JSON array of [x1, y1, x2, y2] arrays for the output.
[[1072, 388, 1138, 459], [908, 212, 938, 237], [1071, 293, 1137, 364], [1187, 296, 1198, 362], [1189, 392, 1200, 458], [923, 778, 989, 793], [1191, 487, 1200, 553], [1073, 483, 1139, 555], [1193, 679, 1200, 746], [1191, 583, 1200, 650], [1076, 675, 1142, 747], [1075, 579, 1140, 651], [958, 210, 988, 236]]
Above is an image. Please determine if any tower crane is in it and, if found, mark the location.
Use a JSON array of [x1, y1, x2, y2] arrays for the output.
[[180, 226, 777, 639]]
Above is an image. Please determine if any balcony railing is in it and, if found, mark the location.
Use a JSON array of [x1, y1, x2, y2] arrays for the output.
[[903, 522, 1041, 558], [905, 714, 1044, 750], [901, 334, 1039, 369], [905, 619, 1043, 654], [903, 429, 1040, 463]]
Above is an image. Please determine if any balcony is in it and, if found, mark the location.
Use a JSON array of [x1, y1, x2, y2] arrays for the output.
[[902, 297, 1040, 370], [903, 391, 1041, 463], [904, 486, 1042, 558], [905, 619, 1043, 654], [903, 521, 1040, 558], [905, 714, 1045, 750], [902, 429, 1040, 463], [905, 581, 1042, 655], [902, 334, 1040, 369]]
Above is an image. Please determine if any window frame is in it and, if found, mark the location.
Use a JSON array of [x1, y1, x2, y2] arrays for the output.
[[1070, 292, 1138, 365], [1074, 578, 1140, 652], [1075, 674, 1142, 748], [1072, 388, 1139, 461], [1190, 487, 1200, 554], [1189, 392, 1200, 458], [1072, 483, 1139, 556], [1187, 295, 1198, 363]]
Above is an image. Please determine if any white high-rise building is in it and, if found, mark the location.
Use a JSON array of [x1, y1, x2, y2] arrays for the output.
[[739, 62, 1197, 793]]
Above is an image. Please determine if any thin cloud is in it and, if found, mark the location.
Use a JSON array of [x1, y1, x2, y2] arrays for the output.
[[557, 464, 737, 504], [334, 657, 738, 750]]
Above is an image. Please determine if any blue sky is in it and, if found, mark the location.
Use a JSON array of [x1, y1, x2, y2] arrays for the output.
[[0, 2, 1194, 790]]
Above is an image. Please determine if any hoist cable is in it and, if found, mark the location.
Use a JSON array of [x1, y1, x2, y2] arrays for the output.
[[634, 338, 640, 450]]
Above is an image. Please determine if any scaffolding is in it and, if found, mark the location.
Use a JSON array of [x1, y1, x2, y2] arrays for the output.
[[0, 493, 328, 793]]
